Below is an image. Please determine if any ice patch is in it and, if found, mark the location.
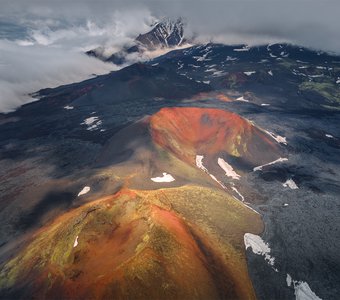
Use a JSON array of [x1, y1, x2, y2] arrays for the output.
[[151, 172, 175, 183], [253, 157, 288, 172], [236, 96, 250, 102], [283, 179, 298, 190], [264, 130, 287, 145], [244, 233, 276, 268], [78, 186, 90, 196], [218, 158, 240, 180], [73, 236, 79, 248], [64, 105, 74, 110], [244, 71, 256, 76]]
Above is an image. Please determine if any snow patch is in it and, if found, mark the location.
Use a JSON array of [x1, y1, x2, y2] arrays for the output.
[[196, 155, 208, 172], [232, 186, 244, 201], [244, 71, 256, 76], [234, 46, 250, 52], [283, 179, 298, 190], [78, 186, 90, 196], [236, 96, 250, 102], [151, 172, 175, 183], [325, 134, 334, 138], [244, 233, 276, 269], [64, 105, 74, 110], [253, 157, 288, 172], [261, 103, 270, 106], [81, 116, 102, 131], [226, 56, 237, 61], [268, 70, 273, 76], [287, 274, 322, 300], [287, 274, 292, 286], [218, 158, 240, 180], [73, 236, 79, 248], [264, 130, 287, 145], [294, 281, 322, 300]]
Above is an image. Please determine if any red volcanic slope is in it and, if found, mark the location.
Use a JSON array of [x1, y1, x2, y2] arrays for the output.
[[150, 107, 280, 165]]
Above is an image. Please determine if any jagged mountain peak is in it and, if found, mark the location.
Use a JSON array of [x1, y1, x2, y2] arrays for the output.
[[136, 17, 185, 49]]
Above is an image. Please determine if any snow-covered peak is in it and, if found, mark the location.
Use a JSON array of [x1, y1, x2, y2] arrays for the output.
[[136, 17, 185, 49]]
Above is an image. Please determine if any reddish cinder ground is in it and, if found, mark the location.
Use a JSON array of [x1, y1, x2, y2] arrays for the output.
[[150, 107, 279, 165]]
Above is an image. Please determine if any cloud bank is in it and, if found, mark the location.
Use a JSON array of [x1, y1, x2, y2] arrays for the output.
[[0, 0, 340, 112]]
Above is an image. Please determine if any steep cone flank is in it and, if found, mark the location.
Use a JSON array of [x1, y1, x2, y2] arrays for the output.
[[150, 107, 280, 166], [0, 186, 262, 300]]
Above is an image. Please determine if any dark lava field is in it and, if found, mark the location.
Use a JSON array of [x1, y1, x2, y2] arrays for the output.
[[0, 43, 339, 299]]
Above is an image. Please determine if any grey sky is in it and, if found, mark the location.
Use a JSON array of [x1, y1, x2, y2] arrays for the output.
[[1, 0, 340, 52]]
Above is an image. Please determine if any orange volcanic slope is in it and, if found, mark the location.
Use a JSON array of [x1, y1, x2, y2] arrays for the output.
[[0, 186, 262, 300], [150, 107, 280, 166]]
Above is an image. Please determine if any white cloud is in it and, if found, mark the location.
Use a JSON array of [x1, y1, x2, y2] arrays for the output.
[[0, 40, 115, 112]]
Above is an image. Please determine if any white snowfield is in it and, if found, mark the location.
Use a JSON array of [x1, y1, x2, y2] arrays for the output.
[[283, 179, 299, 190], [287, 274, 322, 300], [253, 157, 288, 172], [218, 158, 240, 180], [244, 233, 276, 269], [264, 130, 287, 144], [77, 186, 90, 196], [73, 236, 79, 248], [151, 172, 175, 183]]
